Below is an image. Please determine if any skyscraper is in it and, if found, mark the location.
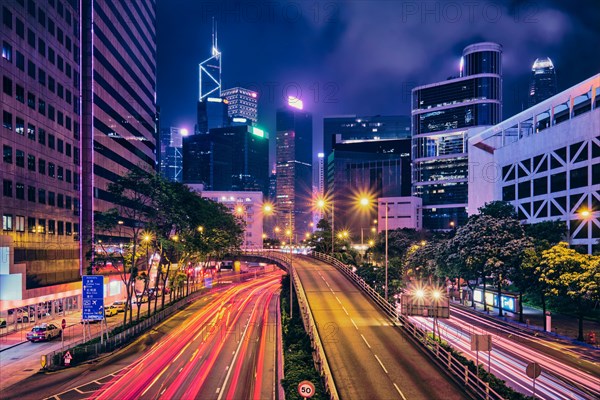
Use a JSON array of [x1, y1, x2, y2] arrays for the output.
[[412, 42, 502, 229], [159, 127, 187, 182], [275, 97, 313, 236], [0, 1, 156, 310], [196, 22, 227, 134], [528, 57, 557, 107], [221, 87, 258, 124], [1, 1, 82, 292], [81, 0, 157, 249], [182, 125, 269, 195]]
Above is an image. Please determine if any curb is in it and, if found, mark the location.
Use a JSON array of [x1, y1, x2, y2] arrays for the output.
[[0, 340, 28, 352]]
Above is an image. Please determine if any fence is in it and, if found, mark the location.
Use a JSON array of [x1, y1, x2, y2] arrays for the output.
[[43, 287, 212, 369]]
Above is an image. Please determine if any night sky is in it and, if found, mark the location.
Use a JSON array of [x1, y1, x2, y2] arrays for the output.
[[157, 0, 600, 163]]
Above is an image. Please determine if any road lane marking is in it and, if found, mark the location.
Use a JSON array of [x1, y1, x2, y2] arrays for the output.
[[216, 388, 221, 393], [342, 306, 349, 316], [394, 383, 408, 400], [140, 364, 170, 397], [190, 349, 199, 362], [374, 355, 388, 374], [351, 319, 358, 330], [179, 367, 183, 372], [335, 296, 341, 304], [361, 334, 371, 349]]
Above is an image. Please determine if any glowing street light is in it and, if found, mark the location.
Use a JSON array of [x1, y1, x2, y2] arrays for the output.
[[197, 226, 204, 233], [579, 209, 591, 219], [262, 202, 274, 215], [315, 196, 335, 255]]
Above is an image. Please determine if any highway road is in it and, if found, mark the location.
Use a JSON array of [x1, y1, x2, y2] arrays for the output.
[[293, 255, 465, 400], [89, 270, 283, 400], [1, 271, 283, 400], [410, 307, 600, 400]]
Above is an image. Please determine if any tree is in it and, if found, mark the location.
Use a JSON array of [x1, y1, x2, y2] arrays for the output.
[[445, 202, 530, 315], [93, 169, 159, 325], [537, 243, 599, 341], [149, 179, 243, 310], [513, 220, 566, 323]]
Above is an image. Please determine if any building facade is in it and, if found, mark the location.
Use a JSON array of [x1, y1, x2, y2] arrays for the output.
[[275, 100, 312, 237], [469, 74, 600, 254], [182, 124, 269, 195], [377, 197, 423, 231], [327, 138, 412, 237], [412, 42, 502, 230], [81, 0, 157, 253], [1, 0, 82, 305], [188, 188, 265, 248], [221, 87, 258, 124], [159, 127, 186, 182], [528, 57, 557, 107], [323, 115, 410, 193]]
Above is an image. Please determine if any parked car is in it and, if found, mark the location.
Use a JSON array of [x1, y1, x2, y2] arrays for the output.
[[105, 305, 119, 317], [111, 300, 126, 312], [16, 313, 35, 323], [26, 324, 62, 342]]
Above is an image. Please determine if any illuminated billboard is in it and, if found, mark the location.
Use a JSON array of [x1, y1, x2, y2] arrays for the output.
[[473, 289, 517, 313]]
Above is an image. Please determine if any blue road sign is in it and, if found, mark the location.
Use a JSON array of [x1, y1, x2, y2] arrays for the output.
[[204, 277, 213, 289], [82, 275, 104, 320]]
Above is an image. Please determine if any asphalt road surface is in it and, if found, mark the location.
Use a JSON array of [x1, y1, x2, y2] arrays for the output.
[[293, 255, 465, 400], [1, 271, 283, 400]]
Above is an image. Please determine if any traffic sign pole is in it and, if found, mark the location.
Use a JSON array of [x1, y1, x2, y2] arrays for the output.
[[61, 318, 66, 350]]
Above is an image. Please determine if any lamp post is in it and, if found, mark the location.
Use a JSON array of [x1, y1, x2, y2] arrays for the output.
[[262, 202, 274, 249], [385, 201, 388, 302], [234, 205, 248, 248]]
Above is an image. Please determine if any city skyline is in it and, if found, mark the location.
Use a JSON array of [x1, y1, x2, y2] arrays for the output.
[[157, 0, 600, 153]]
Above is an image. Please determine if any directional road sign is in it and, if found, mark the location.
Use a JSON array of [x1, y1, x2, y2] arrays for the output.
[[82, 275, 104, 320]]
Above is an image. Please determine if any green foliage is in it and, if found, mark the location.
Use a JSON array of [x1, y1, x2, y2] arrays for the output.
[[92, 171, 244, 321], [537, 242, 600, 340], [478, 200, 518, 219], [524, 220, 567, 250], [280, 275, 328, 400]]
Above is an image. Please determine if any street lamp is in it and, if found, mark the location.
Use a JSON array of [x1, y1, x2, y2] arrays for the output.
[[315, 196, 334, 255], [379, 199, 390, 302]]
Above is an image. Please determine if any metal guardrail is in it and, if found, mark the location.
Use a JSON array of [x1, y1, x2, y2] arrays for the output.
[[43, 288, 212, 368], [241, 249, 340, 400], [309, 251, 503, 400]]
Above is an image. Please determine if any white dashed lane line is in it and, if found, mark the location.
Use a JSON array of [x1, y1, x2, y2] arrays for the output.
[[374, 354, 388, 374], [351, 319, 358, 330], [394, 383, 408, 400], [361, 334, 371, 349], [341, 306, 349, 316]]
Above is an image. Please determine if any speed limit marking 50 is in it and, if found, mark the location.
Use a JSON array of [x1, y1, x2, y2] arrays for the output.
[[298, 380, 316, 398]]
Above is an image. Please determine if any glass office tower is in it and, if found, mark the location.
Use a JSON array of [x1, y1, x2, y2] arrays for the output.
[[412, 42, 502, 229], [528, 57, 557, 107]]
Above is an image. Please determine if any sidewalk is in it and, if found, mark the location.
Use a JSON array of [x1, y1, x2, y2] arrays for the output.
[[0, 312, 107, 352]]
